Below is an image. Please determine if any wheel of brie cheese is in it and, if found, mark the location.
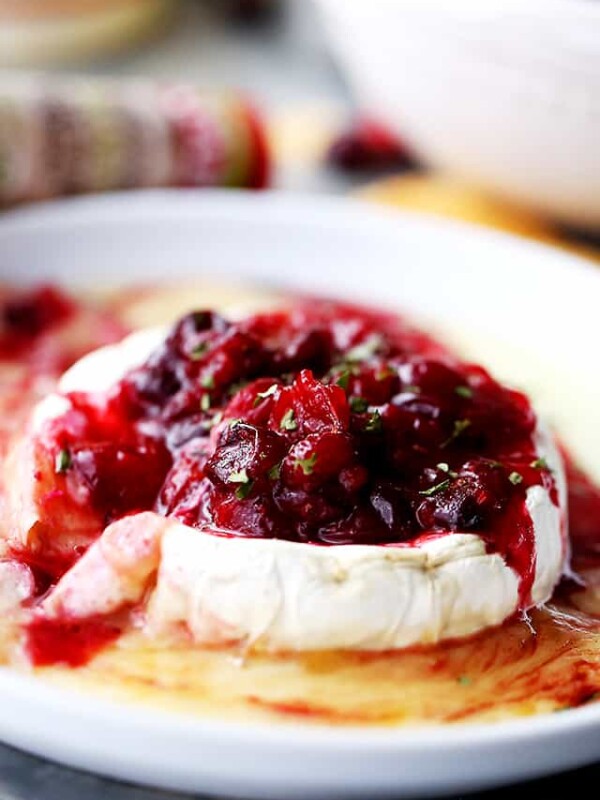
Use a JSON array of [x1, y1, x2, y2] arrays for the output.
[[5, 299, 567, 662]]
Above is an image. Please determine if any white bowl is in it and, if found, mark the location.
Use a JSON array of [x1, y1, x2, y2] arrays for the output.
[[315, 0, 600, 230], [0, 190, 599, 797]]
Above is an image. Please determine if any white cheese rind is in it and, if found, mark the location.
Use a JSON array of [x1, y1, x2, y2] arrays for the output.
[[146, 525, 521, 650], [31, 327, 166, 434], [30, 326, 568, 650], [529, 424, 568, 606], [59, 326, 167, 394], [0, 561, 34, 614]]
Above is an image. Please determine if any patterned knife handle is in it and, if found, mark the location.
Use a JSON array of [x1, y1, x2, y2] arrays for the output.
[[0, 73, 270, 206]]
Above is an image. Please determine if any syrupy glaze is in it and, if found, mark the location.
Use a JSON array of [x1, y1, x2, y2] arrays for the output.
[[0, 282, 598, 726]]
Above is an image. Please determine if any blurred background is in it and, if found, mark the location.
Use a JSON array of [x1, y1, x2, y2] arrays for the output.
[[0, 2, 598, 797], [0, 0, 599, 250]]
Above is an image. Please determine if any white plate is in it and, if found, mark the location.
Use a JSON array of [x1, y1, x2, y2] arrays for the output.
[[0, 190, 599, 798]]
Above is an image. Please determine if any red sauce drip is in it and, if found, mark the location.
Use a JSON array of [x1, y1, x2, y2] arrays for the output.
[[484, 495, 536, 607], [563, 450, 600, 561], [25, 614, 122, 668]]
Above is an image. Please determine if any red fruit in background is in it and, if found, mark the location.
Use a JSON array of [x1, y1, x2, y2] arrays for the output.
[[328, 117, 417, 172]]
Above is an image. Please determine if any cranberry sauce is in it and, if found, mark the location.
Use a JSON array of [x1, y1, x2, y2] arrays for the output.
[[26, 613, 122, 668], [0, 285, 74, 356], [48, 302, 557, 575], [563, 451, 600, 564], [0, 284, 127, 376]]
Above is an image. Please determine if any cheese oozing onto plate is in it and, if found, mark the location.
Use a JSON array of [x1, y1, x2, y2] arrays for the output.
[[31, 327, 567, 651]]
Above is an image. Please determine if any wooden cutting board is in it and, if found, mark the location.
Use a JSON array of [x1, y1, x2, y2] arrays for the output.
[[360, 173, 600, 265]]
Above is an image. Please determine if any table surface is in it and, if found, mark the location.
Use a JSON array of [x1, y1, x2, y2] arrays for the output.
[[0, 1, 598, 797]]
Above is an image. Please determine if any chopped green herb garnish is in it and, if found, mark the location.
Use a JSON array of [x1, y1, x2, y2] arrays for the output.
[[530, 457, 550, 471], [235, 480, 254, 500], [268, 462, 282, 480], [419, 479, 451, 497], [345, 334, 383, 363], [375, 367, 395, 382], [442, 418, 471, 448], [454, 418, 471, 436], [201, 374, 215, 390], [229, 418, 242, 429], [280, 408, 298, 431], [55, 448, 71, 474], [228, 468, 250, 484], [210, 411, 224, 428], [254, 384, 279, 406], [403, 384, 421, 394], [190, 342, 209, 360], [508, 471, 523, 485], [436, 462, 458, 479], [335, 369, 351, 390], [365, 410, 383, 432], [200, 394, 211, 412], [454, 385, 473, 399], [349, 396, 368, 413], [294, 453, 318, 476], [457, 675, 472, 686]]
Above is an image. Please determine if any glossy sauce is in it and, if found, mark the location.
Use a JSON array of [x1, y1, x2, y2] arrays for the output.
[[1, 283, 599, 726]]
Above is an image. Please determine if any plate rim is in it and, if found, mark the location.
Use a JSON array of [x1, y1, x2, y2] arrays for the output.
[[0, 187, 598, 286]]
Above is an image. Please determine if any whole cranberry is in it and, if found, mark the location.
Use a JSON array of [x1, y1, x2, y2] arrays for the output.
[[370, 480, 415, 535], [282, 431, 355, 490], [269, 370, 350, 437], [416, 459, 511, 532], [198, 329, 265, 391], [317, 507, 392, 545], [69, 436, 172, 522], [345, 360, 399, 406], [121, 311, 230, 412], [221, 378, 282, 427], [205, 422, 286, 486], [273, 484, 346, 527], [399, 358, 467, 400], [271, 327, 333, 374], [210, 492, 287, 538], [157, 443, 212, 525]]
